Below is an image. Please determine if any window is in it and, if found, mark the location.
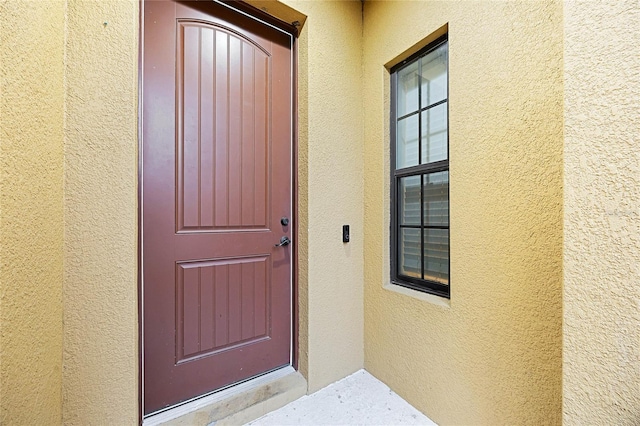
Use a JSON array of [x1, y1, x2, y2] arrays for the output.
[[391, 36, 449, 298]]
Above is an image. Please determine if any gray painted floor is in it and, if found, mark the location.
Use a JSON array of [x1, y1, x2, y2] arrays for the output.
[[246, 370, 437, 426]]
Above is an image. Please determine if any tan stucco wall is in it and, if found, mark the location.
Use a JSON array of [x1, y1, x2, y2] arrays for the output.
[[19, 0, 640, 423], [62, 1, 139, 424], [280, 0, 365, 392], [0, 1, 65, 424], [363, 1, 564, 424], [563, 1, 640, 424]]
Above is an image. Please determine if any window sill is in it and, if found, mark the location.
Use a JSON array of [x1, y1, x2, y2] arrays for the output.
[[384, 282, 451, 308]]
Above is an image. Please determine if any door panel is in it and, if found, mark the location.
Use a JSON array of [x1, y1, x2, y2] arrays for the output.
[[175, 256, 270, 362], [143, 0, 292, 415], [176, 21, 271, 232]]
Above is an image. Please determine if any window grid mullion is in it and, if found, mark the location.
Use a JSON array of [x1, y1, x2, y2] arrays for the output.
[[394, 160, 448, 178], [399, 224, 448, 230], [420, 174, 425, 280], [422, 56, 429, 281], [417, 55, 424, 280], [396, 98, 448, 122]]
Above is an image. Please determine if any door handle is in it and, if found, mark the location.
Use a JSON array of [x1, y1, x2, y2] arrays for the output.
[[274, 236, 291, 247]]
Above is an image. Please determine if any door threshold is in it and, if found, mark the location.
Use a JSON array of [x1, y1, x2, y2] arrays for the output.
[[143, 366, 306, 426]]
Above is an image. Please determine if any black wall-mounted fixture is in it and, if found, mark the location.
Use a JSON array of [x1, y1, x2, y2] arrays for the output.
[[342, 225, 350, 243]]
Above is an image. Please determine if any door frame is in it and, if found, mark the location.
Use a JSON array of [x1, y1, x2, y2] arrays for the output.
[[137, 0, 300, 421]]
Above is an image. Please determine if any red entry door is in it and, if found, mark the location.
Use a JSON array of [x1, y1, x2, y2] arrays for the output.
[[142, 0, 292, 415]]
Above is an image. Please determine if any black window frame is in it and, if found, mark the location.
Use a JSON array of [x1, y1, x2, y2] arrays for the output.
[[390, 35, 450, 298]]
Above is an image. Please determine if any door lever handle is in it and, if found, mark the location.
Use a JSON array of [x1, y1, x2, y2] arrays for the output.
[[275, 236, 291, 247]]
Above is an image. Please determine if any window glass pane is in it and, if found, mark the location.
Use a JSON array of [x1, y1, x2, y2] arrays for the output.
[[421, 102, 447, 164], [423, 171, 448, 226], [423, 228, 449, 284], [420, 43, 447, 106], [399, 176, 421, 225], [396, 115, 419, 169], [399, 228, 421, 278], [397, 61, 419, 117]]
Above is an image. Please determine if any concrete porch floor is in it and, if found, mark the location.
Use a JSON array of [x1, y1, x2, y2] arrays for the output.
[[246, 370, 438, 425]]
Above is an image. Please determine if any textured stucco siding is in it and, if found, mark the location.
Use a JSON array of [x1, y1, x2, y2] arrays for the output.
[[0, 1, 65, 424], [62, 1, 139, 424], [563, 1, 640, 424], [280, 0, 365, 393], [363, 1, 564, 424], [4, 0, 638, 424]]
